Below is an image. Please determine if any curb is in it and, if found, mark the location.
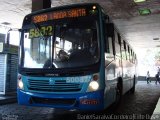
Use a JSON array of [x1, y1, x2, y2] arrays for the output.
[[151, 98, 160, 120]]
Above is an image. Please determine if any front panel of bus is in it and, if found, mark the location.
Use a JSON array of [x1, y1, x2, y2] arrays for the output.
[[17, 4, 105, 111]]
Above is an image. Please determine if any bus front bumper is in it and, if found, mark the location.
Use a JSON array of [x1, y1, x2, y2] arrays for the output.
[[17, 89, 104, 111]]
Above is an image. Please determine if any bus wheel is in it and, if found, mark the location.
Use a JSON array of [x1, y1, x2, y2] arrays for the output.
[[130, 77, 135, 94], [115, 82, 122, 106]]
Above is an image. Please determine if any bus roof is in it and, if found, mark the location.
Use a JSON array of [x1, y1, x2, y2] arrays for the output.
[[25, 3, 101, 17]]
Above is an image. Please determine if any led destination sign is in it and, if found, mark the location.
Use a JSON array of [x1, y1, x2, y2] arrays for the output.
[[29, 26, 53, 38], [32, 8, 86, 23]]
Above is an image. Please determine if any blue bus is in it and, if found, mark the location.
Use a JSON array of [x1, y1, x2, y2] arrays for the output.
[[17, 3, 137, 111]]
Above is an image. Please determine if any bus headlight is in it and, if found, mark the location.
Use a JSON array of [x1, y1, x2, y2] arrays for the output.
[[87, 73, 99, 92], [89, 81, 99, 91], [18, 74, 24, 90]]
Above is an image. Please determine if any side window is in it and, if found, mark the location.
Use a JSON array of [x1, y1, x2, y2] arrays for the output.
[[118, 34, 121, 45], [134, 54, 137, 64], [130, 49, 132, 63], [115, 32, 120, 57], [123, 40, 127, 60], [107, 37, 114, 55], [105, 23, 115, 55], [130, 49, 133, 63], [132, 52, 134, 63], [121, 40, 126, 60], [128, 45, 131, 62], [134, 52, 136, 63]]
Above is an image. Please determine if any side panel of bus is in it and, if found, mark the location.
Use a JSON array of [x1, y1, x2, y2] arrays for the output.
[[103, 23, 122, 108], [103, 21, 136, 108]]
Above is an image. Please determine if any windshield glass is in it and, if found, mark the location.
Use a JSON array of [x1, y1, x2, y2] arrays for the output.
[[22, 17, 99, 69]]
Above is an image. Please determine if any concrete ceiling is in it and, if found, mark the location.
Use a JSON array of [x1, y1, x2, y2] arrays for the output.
[[0, 0, 160, 52]]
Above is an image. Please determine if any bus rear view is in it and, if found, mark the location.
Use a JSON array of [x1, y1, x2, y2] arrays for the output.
[[17, 3, 104, 111]]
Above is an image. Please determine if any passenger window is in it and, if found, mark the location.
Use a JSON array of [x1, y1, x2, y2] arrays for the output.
[[128, 45, 131, 62], [105, 23, 115, 55], [123, 41, 127, 60], [118, 34, 121, 45], [130, 49, 133, 63], [115, 32, 120, 57], [107, 37, 114, 55]]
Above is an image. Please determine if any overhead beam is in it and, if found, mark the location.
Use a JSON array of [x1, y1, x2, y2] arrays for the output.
[[32, 0, 51, 12]]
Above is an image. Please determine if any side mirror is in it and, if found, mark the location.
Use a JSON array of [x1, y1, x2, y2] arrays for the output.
[[18, 29, 22, 32], [6, 28, 21, 45], [105, 23, 114, 37], [6, 29, 12, 45]]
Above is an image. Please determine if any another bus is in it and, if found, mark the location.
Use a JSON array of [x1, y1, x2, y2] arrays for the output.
[[17, 3, 137, 111]]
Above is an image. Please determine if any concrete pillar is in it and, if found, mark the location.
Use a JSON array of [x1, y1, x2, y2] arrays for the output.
[[32, 0, 51, 12]]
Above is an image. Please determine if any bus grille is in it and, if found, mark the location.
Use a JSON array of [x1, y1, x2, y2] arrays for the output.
[[27, 79, 82, 92], [30, 97, 76, 106]]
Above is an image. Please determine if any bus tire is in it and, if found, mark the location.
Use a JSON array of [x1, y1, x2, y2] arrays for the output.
[[130, 76, 136, 94], [115, 79, 122, 106]]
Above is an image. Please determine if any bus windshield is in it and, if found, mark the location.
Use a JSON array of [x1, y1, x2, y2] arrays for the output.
[[22, 17, 100, 69]]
